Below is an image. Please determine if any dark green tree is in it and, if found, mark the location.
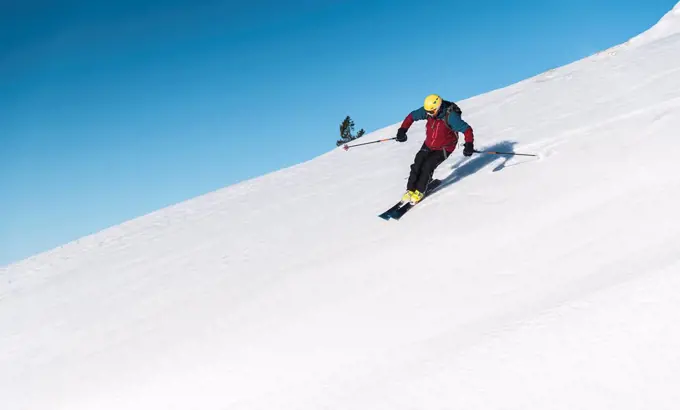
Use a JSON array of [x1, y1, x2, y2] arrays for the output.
[[336, 115, 365, 146]]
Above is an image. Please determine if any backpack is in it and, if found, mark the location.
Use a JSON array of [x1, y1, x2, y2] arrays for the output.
[[439, 100, 463, 135], [443, 100, 462, 116]]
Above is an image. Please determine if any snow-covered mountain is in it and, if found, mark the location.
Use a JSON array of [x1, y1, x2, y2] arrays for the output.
[[3, 3, 680, 409]]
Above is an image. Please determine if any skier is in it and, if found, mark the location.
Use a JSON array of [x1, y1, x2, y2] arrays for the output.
[[395, 94, 475, 204]]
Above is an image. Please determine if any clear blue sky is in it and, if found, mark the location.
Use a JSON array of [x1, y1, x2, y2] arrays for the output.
[[1, 0, 677, 265]]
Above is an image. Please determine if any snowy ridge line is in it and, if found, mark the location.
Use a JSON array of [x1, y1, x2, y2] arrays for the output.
[[627, 0, 680, 47]]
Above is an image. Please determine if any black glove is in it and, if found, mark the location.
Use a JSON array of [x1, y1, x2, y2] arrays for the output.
[[396, 128, 408, 142], [463, 142, 475, 157]]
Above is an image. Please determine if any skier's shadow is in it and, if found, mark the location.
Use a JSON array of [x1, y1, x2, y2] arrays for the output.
[[430, 141, 517, 195]]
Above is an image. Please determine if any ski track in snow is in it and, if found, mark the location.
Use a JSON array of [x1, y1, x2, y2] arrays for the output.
[[3, 4, 680, 410]]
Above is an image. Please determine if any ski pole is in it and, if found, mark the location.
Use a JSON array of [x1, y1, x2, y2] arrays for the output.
[[473, 149, 538, 157], [343, 137, 396, 151]]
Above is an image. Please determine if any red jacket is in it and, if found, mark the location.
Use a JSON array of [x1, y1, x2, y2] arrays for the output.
[[401, 102, 474, 152]]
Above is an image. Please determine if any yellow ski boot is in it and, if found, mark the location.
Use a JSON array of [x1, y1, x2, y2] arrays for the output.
[[410, 190, 424, 205], [401, 190, 415, 203]]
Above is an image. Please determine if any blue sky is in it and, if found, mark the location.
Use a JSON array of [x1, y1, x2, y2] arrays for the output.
[[1, 0, 677, 265]]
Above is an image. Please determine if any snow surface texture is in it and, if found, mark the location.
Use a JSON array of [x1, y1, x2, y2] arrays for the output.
[[3, 3, 680, 409]]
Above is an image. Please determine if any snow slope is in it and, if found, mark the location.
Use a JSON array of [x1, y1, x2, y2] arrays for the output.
[[3, 4, 680, 409]]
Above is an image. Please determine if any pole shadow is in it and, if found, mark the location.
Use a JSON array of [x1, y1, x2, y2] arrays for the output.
[[429, 141, 518, 195]]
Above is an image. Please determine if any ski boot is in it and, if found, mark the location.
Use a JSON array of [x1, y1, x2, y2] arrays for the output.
[[401, 190, 415, 203], [409, 190, 424, 205]]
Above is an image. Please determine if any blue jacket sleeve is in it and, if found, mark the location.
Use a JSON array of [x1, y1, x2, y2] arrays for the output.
[[410, 107, 428, 121], [446, 111, 471, 133]]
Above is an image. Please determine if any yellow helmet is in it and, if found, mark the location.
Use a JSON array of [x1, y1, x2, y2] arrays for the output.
[[424, 94, 442, 115]]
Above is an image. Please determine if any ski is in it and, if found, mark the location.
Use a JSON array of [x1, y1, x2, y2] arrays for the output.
[[378, 201, 406, 220], [390, 203, 414, 220], [425, 178, 442, 193], [378, 179, 442, 221]]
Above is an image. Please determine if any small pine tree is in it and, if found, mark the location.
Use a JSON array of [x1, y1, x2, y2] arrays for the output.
[[336, 115, 365, 146]]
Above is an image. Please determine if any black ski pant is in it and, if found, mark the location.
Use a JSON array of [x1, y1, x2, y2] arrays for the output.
[[407, 144, 448, 193]]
